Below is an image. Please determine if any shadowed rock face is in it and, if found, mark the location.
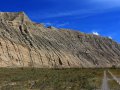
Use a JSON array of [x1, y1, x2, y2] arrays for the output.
[[0, 12, 120, 68]]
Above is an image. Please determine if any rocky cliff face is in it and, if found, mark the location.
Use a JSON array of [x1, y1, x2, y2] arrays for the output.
[[0, 12, 120, 68]]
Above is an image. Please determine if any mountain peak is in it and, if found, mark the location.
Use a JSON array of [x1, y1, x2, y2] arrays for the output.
[[0, 11, 31, 23]]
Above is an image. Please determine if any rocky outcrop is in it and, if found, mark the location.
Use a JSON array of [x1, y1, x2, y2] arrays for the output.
[[0, 12, 120, 68]]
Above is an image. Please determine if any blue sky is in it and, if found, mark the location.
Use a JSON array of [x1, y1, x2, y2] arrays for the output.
[[0, 0, 120, 42]]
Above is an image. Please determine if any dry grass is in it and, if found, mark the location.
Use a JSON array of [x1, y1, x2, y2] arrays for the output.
[[107, 69, 120, 89], [0, 68, 104, 90]]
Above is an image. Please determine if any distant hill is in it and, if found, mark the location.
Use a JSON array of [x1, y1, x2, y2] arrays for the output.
[[0, 12, 120, 68]]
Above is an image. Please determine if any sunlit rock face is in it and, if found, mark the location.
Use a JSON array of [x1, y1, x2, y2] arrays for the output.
[[0, 12, 120, 68]]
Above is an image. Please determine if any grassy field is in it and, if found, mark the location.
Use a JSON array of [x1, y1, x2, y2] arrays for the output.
[[0, 68, 104, 90], [0, 68, 120, 90]]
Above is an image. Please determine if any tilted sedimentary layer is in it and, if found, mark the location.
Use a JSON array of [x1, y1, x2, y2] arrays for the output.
[[0, 12, 120, 68]]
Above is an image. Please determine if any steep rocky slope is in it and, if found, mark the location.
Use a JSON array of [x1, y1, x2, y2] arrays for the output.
[[0, 12, 120, 68]]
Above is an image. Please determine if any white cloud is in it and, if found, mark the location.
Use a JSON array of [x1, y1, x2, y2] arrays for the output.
[[43, 22, 69, 27], [44, 22, 52, 26], [57, 22, 69, 27], [92, 32, 99, 35], [30, 8, 104, 20], [37, 9, 90, 19], [108, 36, 112, 39], [29, 0, 120, 22]]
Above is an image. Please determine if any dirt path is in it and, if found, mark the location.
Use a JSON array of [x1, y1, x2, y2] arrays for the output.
[[101, 71, 109, 90]]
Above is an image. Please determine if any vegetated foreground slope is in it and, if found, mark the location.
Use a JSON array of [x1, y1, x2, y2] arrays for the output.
[[0, 12, 120, 68]]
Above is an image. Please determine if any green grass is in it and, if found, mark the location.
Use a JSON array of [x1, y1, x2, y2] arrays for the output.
[[0, 68, 104, 90]]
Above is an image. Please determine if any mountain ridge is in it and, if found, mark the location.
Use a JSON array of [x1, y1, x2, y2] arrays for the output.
[[0, 12, 119, 68]]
